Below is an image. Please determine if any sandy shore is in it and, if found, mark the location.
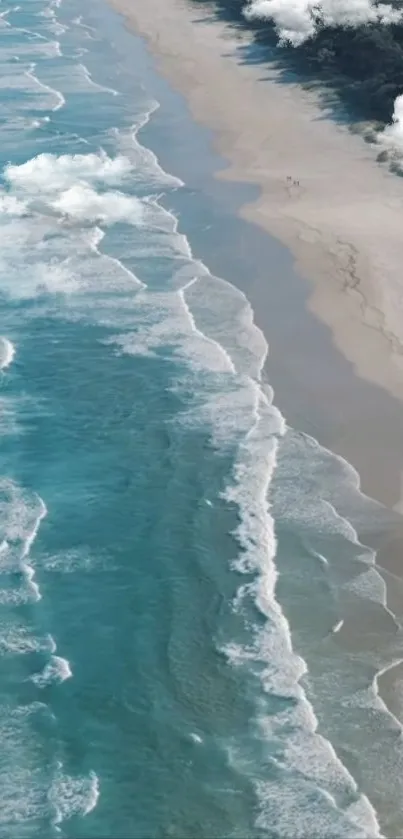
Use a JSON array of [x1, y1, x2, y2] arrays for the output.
[[106, 0, 403, 563], [108, 0, 403, 495], [107, 0, 403, 398], [105, 0, 403, 515]]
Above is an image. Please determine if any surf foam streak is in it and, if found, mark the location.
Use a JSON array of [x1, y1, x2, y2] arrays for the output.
[[0, 480, 45, 603], [50, 182, 143, 224], [0, 337, 15, 370], [4, 150, 134, 192], [31, 655, 73, 687], [25, 61, 65, 111], [49, 765, 100, 827], [114, 103, 184, 189], [78, 62, 119, 96], [72, 15, 97, 37], [0, 627, 55, 655], [40, 0, 67, 37]]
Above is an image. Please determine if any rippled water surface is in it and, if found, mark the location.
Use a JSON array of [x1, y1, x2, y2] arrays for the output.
[[0, 0, 402, 836]]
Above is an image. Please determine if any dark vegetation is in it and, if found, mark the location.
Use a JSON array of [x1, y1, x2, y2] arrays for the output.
[[190, 0, 403, 125]]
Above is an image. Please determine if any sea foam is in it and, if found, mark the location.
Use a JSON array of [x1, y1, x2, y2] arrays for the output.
[[0, 337, 15, 370], [31, 655, 72, 687], [49, 766, 100, 826], [4, 150, 133, 191], [0, 2, 392, 834]]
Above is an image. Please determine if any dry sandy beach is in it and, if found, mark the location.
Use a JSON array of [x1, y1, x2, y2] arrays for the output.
[[106, 0, 403, 397]]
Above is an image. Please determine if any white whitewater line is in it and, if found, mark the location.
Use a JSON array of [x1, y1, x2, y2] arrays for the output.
[[131, 98, 161, 136], [20, 496, 47, 603], [40, 0, 67, 37], [47, 633, 57, 654], [0, 628, 56, 656], [25, 62, 65, 112], [22, 564, 41, 603], [0, 8, 52, 43], [21, 495, 47, 560], [51, 183, 143, 225], [90, 228, 147, 289], [5, 150, 134, 193], [154, 195, 192, 256], [78, 62, 119, 96], [50, 765, 100, 827], [323, 497, 401, 630], [83, 772, 100, 816], [303, 428, 384, 508], [372, 659, 403, 734], [72, 15, 97, 35], [31, 654, 72, 687], [0, 9, 12, 22], [144, 184, 269, 378], [179, 278, 235, 374], [0, 0, 63, 53], [0, 337, 15, 370], [129, 105, 184, 189], [291, 430, 402, 626], [22, 506, 74, 691]]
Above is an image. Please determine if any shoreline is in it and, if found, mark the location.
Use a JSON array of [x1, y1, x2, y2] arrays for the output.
[[107, 0, 403, 513], [96, 1, 403, 832], [103, 0, 403, 569], [107, 0, 403, 399]]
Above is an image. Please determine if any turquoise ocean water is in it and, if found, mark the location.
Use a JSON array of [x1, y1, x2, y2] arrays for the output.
[[1, 0, 403, 836]]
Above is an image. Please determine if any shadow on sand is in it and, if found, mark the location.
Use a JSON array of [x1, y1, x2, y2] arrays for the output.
[[187, 0, 400, 138]]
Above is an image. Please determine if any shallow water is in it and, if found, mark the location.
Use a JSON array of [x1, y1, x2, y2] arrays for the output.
[[0, 0, 402, 836]]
